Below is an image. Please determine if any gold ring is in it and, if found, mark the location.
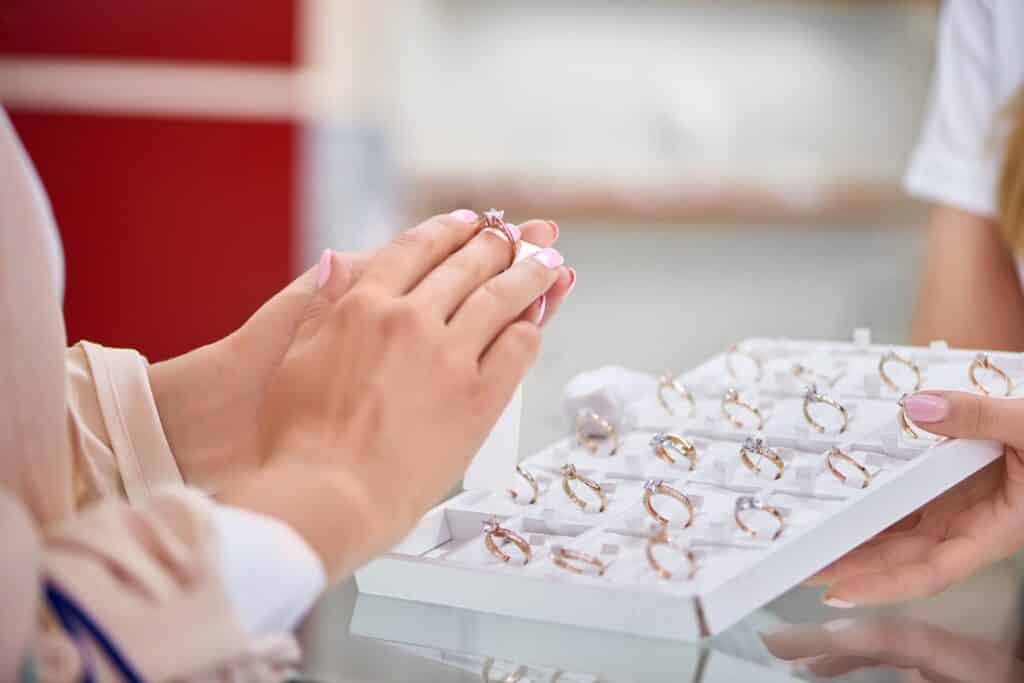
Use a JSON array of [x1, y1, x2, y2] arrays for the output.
[[725, 344, 764, 383], [560, 464, 607, 512], [825, 446, 873, 488], [802, 383, 849, 434], [552, 547, 607, 576], [657, 373, 697, 417], [649, 432, 698, 470], [477, 208, 519, 268], [575, 410, 620, 456], [878, 349, 921, 393], [734, 496, 785, 541], [721, 388, 764, 430], [645, 526, 697, 580], [481, 659, 527, 683], [483, 518, 532, 565], [897, 393, 919, 439], [739, 437, 785, 480], [507, 464, 538, 505], [969, 353, 1014, 396], [642, 479, 695, 528]]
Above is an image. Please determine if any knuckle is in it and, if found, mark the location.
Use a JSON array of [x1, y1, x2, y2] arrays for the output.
[[392, 226, 435, 253], [964, 395, 988, 438], [378, 298, 423, 335], [342, 287, 382, 317]]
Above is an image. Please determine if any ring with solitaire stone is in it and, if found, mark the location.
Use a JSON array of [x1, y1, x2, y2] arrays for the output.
[[482, 518, 532, 564], [642, 479, 695, 528], [645, 526, 697, 580], [721, 388, 764, 430], [649, 432, 698, 470], [878, 349, 921, 393], [968, 352, 1013, 397], [734, 496, 785, 541], [476, 208, 519, 268], [802, 383, 849, 434], [657, 373, 697, 417]]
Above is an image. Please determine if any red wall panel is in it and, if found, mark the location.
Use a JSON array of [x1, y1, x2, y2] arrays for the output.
[[10, 110, 296, 361], [0, 0, 297, 65]]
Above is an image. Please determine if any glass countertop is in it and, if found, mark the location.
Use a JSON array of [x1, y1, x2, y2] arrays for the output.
[[297, 558, 1024, 682]]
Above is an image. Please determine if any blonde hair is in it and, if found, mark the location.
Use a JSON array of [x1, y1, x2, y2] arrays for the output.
[[999, 89, 1024, 251]]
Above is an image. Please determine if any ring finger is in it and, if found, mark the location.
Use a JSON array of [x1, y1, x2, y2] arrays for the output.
[[410, 219, 556, 320]]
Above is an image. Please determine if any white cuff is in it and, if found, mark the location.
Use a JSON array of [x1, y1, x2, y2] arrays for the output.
[[208, 503, 326, 636]]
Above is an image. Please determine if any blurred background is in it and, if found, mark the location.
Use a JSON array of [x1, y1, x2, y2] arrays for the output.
[[0, 0, 937, 455]]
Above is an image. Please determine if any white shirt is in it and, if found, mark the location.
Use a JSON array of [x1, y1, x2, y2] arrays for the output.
[[905, 0, 1024, 218], [1, 109, 325, 637]]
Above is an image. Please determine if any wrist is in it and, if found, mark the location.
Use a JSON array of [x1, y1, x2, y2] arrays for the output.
[[216, 462, 383, 579], [149, 337, 262, 489]]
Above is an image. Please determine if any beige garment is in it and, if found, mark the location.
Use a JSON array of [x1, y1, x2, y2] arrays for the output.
[[0, 113, 295, 680]]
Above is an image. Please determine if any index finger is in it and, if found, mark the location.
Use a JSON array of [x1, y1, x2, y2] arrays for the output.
[[360, 210, 482, 295]]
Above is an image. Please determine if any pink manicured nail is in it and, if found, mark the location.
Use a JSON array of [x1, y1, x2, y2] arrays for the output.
[[316, 249, 332, 289], [823, 598, 856, 609], [535, 295, 547, 325], [903, 393, 949, 423], [566, 267, 577, 295], [449, 209, 478, 223], [533, 248, 564, 269], [507, 222, 522, 242]]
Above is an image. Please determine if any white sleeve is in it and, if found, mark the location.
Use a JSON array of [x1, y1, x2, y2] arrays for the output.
[[904, 0, 1001, 218], [208, 502, 326, 636]]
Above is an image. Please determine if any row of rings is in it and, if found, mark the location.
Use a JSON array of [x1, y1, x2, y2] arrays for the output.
[[484, 520, 697, 579], [739, 438, 872, 487], [511, 440, 871, 514], [484, 494, 786, 575], [880, 349, 1014, 397], [721, 384, 849, 434], [728, 345, 1013, 399]]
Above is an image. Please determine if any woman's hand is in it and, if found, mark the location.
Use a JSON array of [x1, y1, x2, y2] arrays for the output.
[[219, 212, 572, 576], [808, 390, 1024, 607], [761, 617, 1022, 681], [149, 212, 571, 493]]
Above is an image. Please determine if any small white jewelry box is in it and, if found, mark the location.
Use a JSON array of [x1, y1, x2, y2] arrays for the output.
[[355, 335, 1006, 642]]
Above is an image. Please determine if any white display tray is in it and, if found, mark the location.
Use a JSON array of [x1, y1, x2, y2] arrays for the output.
[[356, 336, 1009, 642]]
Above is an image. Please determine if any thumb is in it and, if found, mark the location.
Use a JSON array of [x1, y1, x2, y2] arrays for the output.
[[295, 249, 352, 339], [902, 390, 1024, 448]]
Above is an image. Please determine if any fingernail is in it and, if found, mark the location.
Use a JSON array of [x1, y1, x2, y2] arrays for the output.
[[823, 597, 857, 609], [449, 209, 478, 223], [904, 393, 949, 423], [546, 219, 560, 241], [566, 267, 577, 295], [508, 222, 522, 242], [533, 248, 564, 269], [316, 249, 333, 289], [822, 618, 857, 633], [535, 295, 547, 325]]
